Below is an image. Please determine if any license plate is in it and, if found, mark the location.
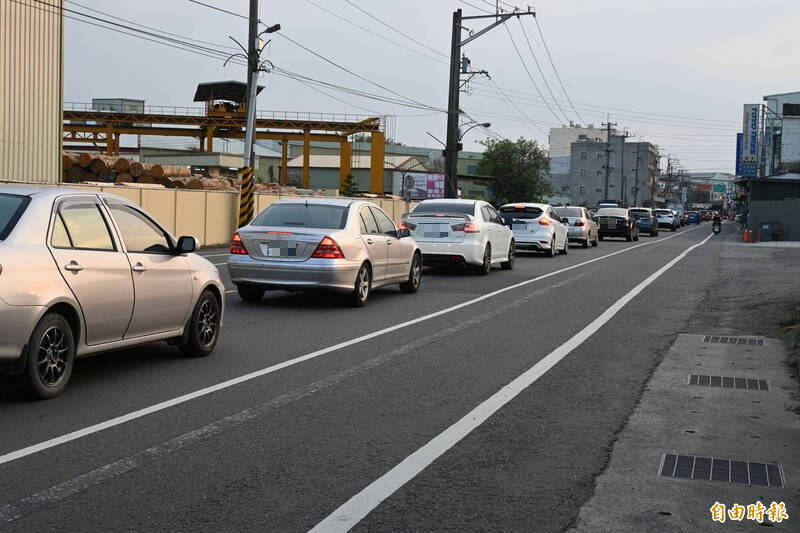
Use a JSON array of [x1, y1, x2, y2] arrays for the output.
[[260, 243, 297, 257]]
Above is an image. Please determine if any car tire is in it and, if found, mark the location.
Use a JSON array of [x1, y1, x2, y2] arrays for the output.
[[560, 238, 568, 255], [591, 236, 599, 247], [350, 263, 372, 306], [599, 234, 604, 241], [400, 253, 422, 293], [22, 312, 75, 400], [237, 285, 265, 302], [633, 230, 639, 241], [477, 244, 492, 275], [671, 226, 676, 232], [651, 230, 657, 237], [582, 238, 589, 248], [546, 238, 556, 257], [501, 241, 515, 270], [626, 230, 632, 242], [179, 290, 221, 357]]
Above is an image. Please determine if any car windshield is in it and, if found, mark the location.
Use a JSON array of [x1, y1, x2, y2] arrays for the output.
[[555, 207, 582, 218], [596, 208, 628, 217], [630, 210, 651, 218], [252, 203, 349, 229], [498, 206, 543, 220], [411, 202, 476, 216], [0, 194, 30, 240]]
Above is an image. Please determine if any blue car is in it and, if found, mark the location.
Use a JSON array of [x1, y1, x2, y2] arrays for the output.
[[687, 211, 701, 224]]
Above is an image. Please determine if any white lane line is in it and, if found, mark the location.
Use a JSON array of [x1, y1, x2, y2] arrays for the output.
[[0, 272, 592, 522], [198, 253, 229, 258], [0, 228, 697, 467], [309, 233, 713, 533]]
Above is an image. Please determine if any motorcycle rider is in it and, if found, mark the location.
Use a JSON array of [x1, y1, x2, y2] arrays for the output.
[[712, 213, 722, 233]]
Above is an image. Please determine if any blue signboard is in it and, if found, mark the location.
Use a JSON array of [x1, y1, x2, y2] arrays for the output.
[[735, 133, 743, 176]]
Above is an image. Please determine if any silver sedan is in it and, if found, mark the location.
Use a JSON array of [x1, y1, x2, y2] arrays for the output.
[[228, 198, 422, 306], [0, 187, 225, 399]]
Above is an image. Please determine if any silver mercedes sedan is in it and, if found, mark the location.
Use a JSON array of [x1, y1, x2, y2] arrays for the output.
[[0, 187, 225, 399], [228, 198, 422, 306]]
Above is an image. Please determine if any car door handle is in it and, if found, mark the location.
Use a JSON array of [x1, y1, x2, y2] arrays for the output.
[[132, 263, 147, 273], [64, 261, 83, 272], [387, 240, 393, 245], [366, 238, 373, 244]]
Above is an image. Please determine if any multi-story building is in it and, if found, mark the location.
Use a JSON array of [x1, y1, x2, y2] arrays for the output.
[[763, 91, 800, 175], [567, 136, 658, 207], [546, 123, 611, 201]]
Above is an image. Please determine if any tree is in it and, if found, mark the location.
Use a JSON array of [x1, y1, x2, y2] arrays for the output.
[[477, 138, 551, 205], [340, 173, 357, 196]]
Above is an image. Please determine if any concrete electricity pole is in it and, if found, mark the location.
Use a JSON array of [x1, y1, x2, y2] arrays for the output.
[[444, 7, 535, 198], [620, 130, 630, 206], [601, 118, 617, 201], [239, 1, 280, 227]]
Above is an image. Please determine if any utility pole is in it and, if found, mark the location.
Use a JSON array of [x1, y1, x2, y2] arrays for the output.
[[239, 0, 260, 227], [632, 141, 641, 206], [444, 7, 535, 198], [601, 118, 617, 201], [620, 130, 630, 206], [238, 3, 280, 227]]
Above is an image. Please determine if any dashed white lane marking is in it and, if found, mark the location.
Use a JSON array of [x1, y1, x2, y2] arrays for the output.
[[0, 228, 698, 467], [0, 271, 593, 522], [309, 233, 713, 533]]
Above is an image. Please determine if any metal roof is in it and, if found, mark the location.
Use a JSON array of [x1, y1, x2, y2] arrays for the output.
[[193, 81, 265, 103]]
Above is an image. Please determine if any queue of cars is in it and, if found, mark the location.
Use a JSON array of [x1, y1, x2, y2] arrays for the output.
[[0, 187, 693, 399]]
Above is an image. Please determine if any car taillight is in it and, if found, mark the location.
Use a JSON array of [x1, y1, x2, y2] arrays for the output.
[[398, 221, 417, 230], [451, 222, 479, 233], [230, 232, 249, 255], [574, 220, 585, 226], [312, 236, 345, 259], [538, 217, 551, 225]]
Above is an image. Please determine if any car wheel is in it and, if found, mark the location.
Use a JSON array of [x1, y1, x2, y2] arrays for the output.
[[599, 234, 604, 241], [626, 230, 633, 242], [237, 285, 265, 302], [560, 237, 568, 255], [671, 226, 676, 232], [501, 241, 515, 270], [582, 238, 589, 248], [633, 230, 639, 241], [651, 229, 657, 237], [591, 235, 599, 247], [350, 263, 371, 306], [546, 237, 556, 257], [477, 244, 492, 275], [400, 253, 422, 293], [22, 312, 75, 399], [179, 290, 221, 357]]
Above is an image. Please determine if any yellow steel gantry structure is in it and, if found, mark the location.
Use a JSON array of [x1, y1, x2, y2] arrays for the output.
[[63, 109, 386, 192]]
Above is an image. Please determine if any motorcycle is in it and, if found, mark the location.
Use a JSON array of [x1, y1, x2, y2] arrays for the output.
[[712, 221, 722, 234]]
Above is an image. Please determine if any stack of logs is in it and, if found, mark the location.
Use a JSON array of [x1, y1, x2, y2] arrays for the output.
[[62, 152, 233, 190], [62, 152, 327, 196]]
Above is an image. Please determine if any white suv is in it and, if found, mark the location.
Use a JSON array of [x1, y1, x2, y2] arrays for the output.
[[498, 203, 569, 257], [402, 199, 515, 274]]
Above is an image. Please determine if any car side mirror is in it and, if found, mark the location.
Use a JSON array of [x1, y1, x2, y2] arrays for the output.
[[397, 228, 411, 238], [176, 235, 198, 254]]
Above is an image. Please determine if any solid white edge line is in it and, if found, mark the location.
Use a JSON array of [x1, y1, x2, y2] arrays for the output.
[[0, 228, 699, 467], [309, 233, 713, 533]]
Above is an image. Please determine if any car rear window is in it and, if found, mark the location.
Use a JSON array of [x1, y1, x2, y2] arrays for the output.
[[0, 194, 30, 240], [554, 207, 582, 217], [499, 206, 543, 220], [654, 210, 671, 215], [596, 208, 627, 217], [411, 202, 476, 216], [252, 203, 349, 229], [630, 210, 651, 218]]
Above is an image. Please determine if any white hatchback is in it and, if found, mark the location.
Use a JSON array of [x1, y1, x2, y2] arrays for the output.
[[498, 203, 569, 257], [402, 199, 515, 275]]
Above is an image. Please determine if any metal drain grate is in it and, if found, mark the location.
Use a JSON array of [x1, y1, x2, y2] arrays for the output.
[[688, 374, 770, 391], [659, 454, 784, 488], [702, 335, 764, 346]]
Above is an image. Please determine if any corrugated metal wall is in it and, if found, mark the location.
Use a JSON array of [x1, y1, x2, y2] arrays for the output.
[[0, 0, 63, 183], [750, 200, 800, 241]]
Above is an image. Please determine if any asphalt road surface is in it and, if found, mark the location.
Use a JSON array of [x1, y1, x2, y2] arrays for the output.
[[1, 223, 723, 532]]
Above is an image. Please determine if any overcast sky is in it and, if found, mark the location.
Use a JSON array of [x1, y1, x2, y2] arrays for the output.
[[62, 0, 800, 172]]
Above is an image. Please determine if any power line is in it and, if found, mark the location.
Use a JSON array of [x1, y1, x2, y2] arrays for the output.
[[343, 0, 447, 59], [300, 0, 448, 65], [532, 17, 586, 124], [186, 0, 249, 20]]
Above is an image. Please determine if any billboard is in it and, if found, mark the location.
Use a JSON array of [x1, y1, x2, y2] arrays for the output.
[[735, 133, 743, 175], [741, 104, 760, 178], [393, 171, 446, 200]]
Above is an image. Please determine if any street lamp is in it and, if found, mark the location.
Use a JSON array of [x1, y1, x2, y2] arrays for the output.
[[441, 121, 490, 198]]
